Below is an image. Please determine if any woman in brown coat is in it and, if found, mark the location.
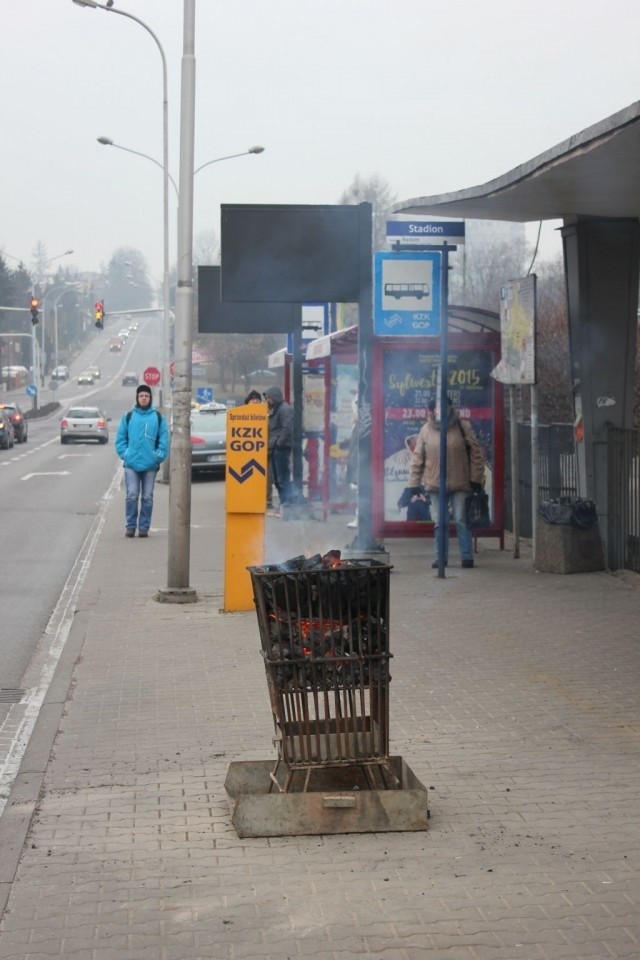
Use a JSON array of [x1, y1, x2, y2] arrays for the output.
[[408, 398, 485, 568]]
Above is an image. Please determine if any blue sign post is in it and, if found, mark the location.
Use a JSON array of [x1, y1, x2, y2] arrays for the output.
[[196, 387, 213, 404], [26, 384, 37, 397], [374, 251, 442, 336]]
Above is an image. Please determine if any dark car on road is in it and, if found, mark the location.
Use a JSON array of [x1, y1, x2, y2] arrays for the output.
[[0, 409, 15, 449], [0, 402, 28, 443], [122, 372, 139, 386]]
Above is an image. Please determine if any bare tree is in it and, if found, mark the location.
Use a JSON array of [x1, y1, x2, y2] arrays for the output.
[[339, 173, 397, 253], [193, 230, 219, 266], [534, 256, 573, 423], [105, 247, 154, 312], [31, 240, 49, 284], [449, 221, 529, 311], [194, 332, 281, 395]]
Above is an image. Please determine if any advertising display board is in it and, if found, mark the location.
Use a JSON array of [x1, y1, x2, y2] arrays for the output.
[[372, 336, 504, 541]]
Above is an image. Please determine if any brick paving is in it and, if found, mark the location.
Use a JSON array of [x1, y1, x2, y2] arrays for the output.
[[1, 479, 639, 959]]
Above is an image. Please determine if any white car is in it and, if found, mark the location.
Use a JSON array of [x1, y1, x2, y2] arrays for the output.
[[52, 365, 70, 381], [60, 406, 110, 444]]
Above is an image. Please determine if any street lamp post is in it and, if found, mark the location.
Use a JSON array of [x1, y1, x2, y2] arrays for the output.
[[36, 250, 74, 385], [98, 138, 179, 199], [73, 0, 170, 417], [2, 248, 72, 403], [96, 134, 264, 422], [52, 285, 82, 370], [164, 0, 196, 599], [39, 272, 75, 377], [98, 137, 264, 196]]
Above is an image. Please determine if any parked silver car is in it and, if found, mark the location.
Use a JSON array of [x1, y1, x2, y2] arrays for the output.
[[190, 408, 226, 475], [60, 406, 110, 445]]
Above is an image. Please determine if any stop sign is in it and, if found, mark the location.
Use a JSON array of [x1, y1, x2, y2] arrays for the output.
[[143, 366, 161, 387]]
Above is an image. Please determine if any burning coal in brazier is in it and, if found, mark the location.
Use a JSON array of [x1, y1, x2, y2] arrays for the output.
[[248, 553, 394, 790]]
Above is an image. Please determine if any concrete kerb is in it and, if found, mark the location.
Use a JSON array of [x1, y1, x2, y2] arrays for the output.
[[0, 605, 89, 920]]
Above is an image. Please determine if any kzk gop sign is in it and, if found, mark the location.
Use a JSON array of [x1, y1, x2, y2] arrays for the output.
[[225, 403, 268, 514]]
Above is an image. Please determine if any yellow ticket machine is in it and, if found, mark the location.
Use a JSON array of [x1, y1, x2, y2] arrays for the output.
[[224, 403, 268, 611]]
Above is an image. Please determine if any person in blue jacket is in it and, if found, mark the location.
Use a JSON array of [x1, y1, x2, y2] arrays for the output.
[[115, 384, 169, 538]]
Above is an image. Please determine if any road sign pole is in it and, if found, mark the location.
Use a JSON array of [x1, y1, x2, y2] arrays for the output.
[[31, 325, 38, 411], [436, 244, 451, 579]]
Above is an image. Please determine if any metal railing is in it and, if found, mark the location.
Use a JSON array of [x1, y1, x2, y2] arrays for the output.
[[505, 423, 577, 537], [505, 421, 640, 573], [606, 426, 640, 574]]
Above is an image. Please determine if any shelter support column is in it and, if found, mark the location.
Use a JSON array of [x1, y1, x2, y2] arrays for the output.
[[561, 217, 639, 547]]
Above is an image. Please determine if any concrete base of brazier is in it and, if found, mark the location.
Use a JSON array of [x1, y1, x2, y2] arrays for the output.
[[225, 756, 429, 838]]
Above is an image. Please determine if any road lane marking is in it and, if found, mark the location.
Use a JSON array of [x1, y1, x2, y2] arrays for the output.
[[21, 470, 71, 479], [0, 467, 121, 816]]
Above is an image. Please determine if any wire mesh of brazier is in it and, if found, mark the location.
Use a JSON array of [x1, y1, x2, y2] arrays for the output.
[[248, 553, 397, 794]]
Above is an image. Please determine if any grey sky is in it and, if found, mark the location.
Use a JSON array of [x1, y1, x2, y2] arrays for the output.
[[2, 0, 639, 282]]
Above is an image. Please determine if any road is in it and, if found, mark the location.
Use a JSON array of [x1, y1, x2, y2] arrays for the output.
[[0, 318, 162, 714]]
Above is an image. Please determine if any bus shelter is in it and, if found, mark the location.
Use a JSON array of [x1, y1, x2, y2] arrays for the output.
[[372, 320, 504, 546], [304, 326, 358, 515], [301, 309, 504, 546]]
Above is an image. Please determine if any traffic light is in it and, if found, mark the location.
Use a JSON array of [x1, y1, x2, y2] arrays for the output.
[[30, 297, 39, 325], [94, 300, 104, 330]]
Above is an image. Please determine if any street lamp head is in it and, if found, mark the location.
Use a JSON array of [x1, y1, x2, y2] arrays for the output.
[[248, 146, 265, 155], [97, 136, 114, 146], [72, 0, 99, 7]]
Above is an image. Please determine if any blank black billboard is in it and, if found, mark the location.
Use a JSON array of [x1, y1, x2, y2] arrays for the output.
[[220, 204, 362, 303], [198, 266, 300, 334]]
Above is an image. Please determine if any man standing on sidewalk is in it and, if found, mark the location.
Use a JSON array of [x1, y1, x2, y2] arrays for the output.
[[408, 397, 484, 568], [264, 385, 293, 508], [115, 384, 169, 538]]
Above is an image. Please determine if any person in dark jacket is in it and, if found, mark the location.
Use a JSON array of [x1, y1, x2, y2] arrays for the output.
[[115, 385, 169, 538], [264, 386, 293, 507], [408, 398, 484, 568]]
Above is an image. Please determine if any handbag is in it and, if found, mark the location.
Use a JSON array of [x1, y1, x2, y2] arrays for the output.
[[458, 421, 491, 529], [465, 487, 491, 529]]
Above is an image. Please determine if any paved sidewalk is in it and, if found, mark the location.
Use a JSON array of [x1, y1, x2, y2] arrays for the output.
[[1, 479, 640, 959]]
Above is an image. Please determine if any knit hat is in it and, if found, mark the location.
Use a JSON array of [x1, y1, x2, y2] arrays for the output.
[[244, 389, 262, 404], [136, 384, 152, 404]]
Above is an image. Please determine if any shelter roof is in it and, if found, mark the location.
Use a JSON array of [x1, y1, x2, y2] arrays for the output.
[[394, 100, 640, 222]]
